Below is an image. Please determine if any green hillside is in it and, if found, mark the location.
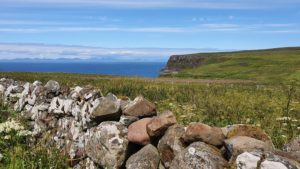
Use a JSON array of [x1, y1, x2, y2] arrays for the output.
[[168, 47, 300, 82]]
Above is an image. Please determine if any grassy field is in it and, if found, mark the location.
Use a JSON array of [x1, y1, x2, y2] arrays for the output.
[[0, 72, 300, 149], [168, 47, 300, 82]]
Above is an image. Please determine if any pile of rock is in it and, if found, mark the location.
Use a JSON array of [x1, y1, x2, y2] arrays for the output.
[[0, 78, 300, 169]]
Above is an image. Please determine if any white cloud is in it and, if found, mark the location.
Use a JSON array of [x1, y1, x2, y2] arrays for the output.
[[0, 23, 297, 33], [0, 43, 221, 61]]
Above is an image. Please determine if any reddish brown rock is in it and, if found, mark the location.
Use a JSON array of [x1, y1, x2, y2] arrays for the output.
[[222, 124, 273, 146], [123, 96, 156, 117], [182, 123, 225, 147], [128, 118, 152, 145], [146, 111, 177, 137]]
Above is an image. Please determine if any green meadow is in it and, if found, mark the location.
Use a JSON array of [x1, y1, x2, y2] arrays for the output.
[[170, 47, 300, 82], [0, 72, 300, 149]]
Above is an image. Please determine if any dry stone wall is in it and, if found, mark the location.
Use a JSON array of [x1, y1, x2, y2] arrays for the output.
[[1, 78, 300, 169]]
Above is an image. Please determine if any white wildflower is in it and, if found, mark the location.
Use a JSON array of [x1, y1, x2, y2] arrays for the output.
[[246, 118, 251, 123], [4, 135, 11, 140], [276, 117, 291, 121], [17, 130, 32, 136], [0, 119, 31, 136]]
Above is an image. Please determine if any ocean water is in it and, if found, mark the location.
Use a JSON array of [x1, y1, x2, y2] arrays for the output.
[[0, 62, 166, 78]]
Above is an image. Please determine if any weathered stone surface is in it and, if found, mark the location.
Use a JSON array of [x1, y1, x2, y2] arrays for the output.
[[119, 115, 139, 126], [157, 124, 186, 168], [282, 136, 300, 163], [119, 96, 131, 112], [128, 118, 152, 145], [73, 157, 99, 169], [49, 97, 73, 115], [44, 80, 60, 94], [126, 144, 160, 169], [183, 123, 225, 147], [123, 96, 156, 117], [222, 124, 273, 146], [146, 111, 177, 137], [170, 142, 228, 169], [236, 151, 300, 169], [85, 121, 128, 169], [90, 93, 121, 121], [224, 136, 274, 159], [236, 151, 261, 169]]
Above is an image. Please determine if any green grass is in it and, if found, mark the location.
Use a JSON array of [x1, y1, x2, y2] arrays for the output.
[[0, 98, 69, 169], [1, 72, 300, 149], [169, 47, 300, 82]]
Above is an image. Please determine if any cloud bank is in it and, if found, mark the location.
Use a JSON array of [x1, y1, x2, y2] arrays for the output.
[[0, 43, 222, 62]]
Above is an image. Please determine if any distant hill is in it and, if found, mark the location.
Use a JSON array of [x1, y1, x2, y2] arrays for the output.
[[160, 47, 300, 82]]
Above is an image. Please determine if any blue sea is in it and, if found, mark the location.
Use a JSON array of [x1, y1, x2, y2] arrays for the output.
[[0, 62, 166, 78]]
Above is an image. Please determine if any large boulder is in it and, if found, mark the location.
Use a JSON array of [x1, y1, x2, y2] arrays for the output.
[[157, 124, 186, 168], [224, 136, 274, 160], [146, 111, 177, 137], [85, 121, 128, 169], [126, 144, 160, 169], [44, 80, 60, 96], [170, 142, 228, 169], [128, 118, 152, 145], [123, 96, 156, 117], [222, 124, 273, 147], [236, 151, 300, 169], [182, 123, 225, 147], [90, 93, 121, 121]]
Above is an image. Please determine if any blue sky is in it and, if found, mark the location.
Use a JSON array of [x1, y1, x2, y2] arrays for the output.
[[0, 0, 300, 60]]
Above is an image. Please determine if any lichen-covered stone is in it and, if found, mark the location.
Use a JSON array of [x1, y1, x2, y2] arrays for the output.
[[126, 144, 160, 169], [90, 93, 121, 121], [44, 80, 60, 95], [85, 121, 128, 169], [224, 136, 274, 160], [235, 151, 300, 169], [73, 157, 99, 169], [157, 124, 186, 168], [119, 115, 139, 126], [283, 135, 300, 163], [170, 142, 228, 169], [49, 97, 73, 115]]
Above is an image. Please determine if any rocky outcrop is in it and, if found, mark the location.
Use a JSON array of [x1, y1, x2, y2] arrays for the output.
[[1, 78, 300, 169], [160, 54, 210, 76]]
